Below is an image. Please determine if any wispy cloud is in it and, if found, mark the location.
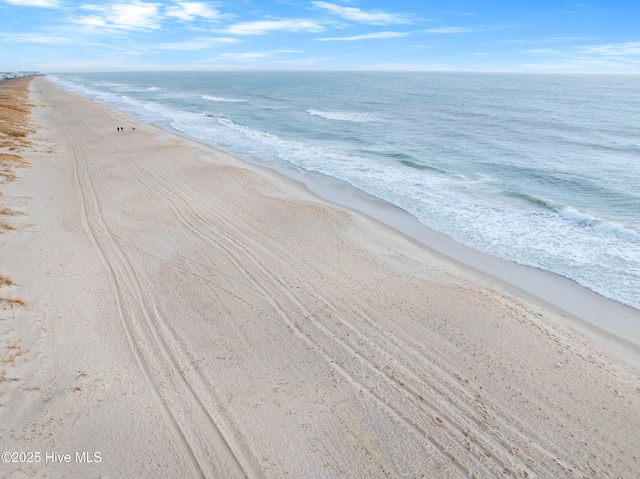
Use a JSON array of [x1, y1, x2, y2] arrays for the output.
[[578, 41, 640, 56], [74, 1, 163, 31], [311, 1, 411, 25], [155, 37, 240, 50], [522, 58, 640, 72], [433, 10, 474, 17], [3, 0, 638, 72], [316, 31, 408, 42], [165, 2, 222, 22], [505, 37, 597, 44], [2, 33, 69, 43], [2, 0, 59, 7], [523, 48, 560, 55], [354, 62, 452, 71], [206, 50, 301, 63], [223, 19, 324, 35], [216, 52, 273, 61], [522, 41, 640, 60], [421, 27, 473, 34], [520, 41, 640, 72]]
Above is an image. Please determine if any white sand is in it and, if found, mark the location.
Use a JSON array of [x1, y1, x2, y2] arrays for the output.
[[1, 77, 639, 478]]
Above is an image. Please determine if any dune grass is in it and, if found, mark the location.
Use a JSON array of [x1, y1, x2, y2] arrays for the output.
[[0, 207, 26, 217], [0, 219, 16, 232], [0, 78, 32, 186], [0, 77, 34, 307], [0, 77, 34, 151], [0, 297, 27, 308]]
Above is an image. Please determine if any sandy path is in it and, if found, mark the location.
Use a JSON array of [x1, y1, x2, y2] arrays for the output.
[[1, 77, 639, 478]]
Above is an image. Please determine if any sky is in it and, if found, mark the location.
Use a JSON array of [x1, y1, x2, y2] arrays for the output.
[[1, 0, 640, 72]]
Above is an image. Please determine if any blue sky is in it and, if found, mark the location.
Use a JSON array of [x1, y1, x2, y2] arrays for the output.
[[2, 0, 639, 72]]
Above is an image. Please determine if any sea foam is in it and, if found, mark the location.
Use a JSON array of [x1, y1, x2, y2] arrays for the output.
[[48, 71, 640, 310], [307, 110, 376, 122]]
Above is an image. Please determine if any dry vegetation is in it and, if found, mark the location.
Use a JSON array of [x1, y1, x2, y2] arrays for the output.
[[0, 77, 32, 232], [0, 297, 27, 308], [0, 77, 35, 151], [0, 77, 33, 307]]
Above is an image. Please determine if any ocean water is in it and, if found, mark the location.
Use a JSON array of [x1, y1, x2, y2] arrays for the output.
[[48, 72, 640, 310]]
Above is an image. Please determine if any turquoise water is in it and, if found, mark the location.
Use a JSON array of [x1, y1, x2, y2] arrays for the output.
[[49, 72, 640, 310]]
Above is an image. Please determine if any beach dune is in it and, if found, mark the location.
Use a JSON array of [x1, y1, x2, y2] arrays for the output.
[[1, 77, 639, 478]]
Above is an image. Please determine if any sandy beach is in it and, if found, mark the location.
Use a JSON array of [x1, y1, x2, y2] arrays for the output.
[[1, 76, 639, 478]]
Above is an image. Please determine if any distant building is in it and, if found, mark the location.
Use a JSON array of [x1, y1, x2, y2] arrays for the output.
[[0, 71, 41, 80]]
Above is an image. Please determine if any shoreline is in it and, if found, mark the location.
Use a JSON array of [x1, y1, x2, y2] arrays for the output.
[[2, 76, 639, 478], [243, 153, 640, 363], [58, 75, 640, 365]]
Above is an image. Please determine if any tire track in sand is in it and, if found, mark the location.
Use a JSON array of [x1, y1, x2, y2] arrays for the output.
[[132, 152, 551, 478], [57, 112, 249, 479], [111, 148, 471, 478]]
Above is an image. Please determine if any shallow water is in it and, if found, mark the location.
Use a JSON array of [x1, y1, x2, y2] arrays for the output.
[[49, 71, 640, 310]]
